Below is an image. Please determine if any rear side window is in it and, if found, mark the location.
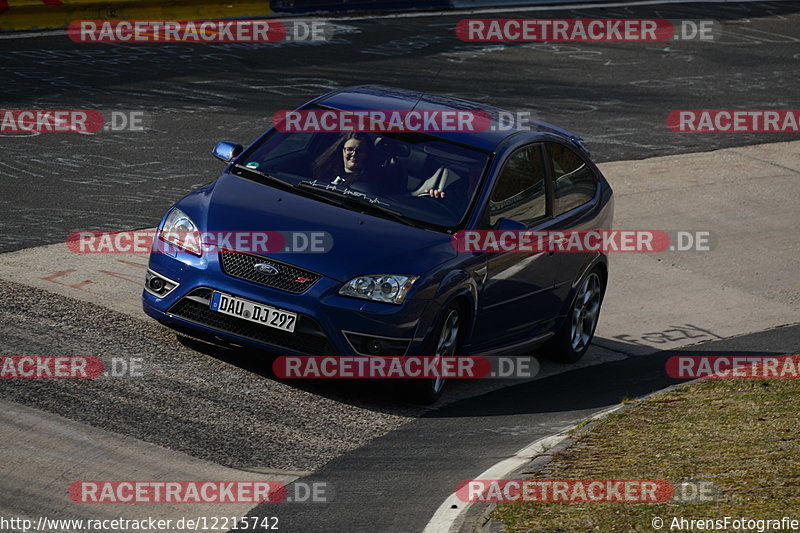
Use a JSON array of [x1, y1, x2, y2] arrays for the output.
[[488, 144, 547, 227], [546, 142, 597, 216]]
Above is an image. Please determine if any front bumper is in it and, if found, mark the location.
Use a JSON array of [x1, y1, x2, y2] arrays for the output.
[[142, 247, 439, 357]]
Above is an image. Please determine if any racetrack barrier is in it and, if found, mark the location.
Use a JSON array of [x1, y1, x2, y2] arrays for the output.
[[0, 0, 273, 32], [2, 0, 637, 32]]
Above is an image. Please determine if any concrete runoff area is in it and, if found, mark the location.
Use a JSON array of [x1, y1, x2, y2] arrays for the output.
[[0, 399, 298, 533], [594, 140, 799, 354]]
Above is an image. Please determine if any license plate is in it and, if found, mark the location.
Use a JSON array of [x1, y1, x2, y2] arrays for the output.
[[210, 291, 297, 333]]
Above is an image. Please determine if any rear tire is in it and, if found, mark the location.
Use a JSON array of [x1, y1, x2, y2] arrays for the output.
[[406, 304, 461, 404], [546, 267, 605, 364]]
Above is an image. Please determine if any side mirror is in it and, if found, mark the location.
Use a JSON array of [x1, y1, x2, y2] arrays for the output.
[[212, 141, 243, 163], [494, 217, 527, 231]]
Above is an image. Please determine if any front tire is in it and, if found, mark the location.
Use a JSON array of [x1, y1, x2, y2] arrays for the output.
[[546, 267, 605, 364], [407, 304, 461, 404]]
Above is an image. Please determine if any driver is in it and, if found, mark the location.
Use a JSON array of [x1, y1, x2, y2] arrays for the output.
[[313, 132, 379, 188], [313, 132, 445, 198]]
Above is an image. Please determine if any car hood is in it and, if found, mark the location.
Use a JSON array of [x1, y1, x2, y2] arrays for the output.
[[184, 172, 457, 282]]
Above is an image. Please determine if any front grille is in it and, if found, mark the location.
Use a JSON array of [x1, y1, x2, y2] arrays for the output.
[[168, 289, 336, 356], [219, 250, 320, 294]]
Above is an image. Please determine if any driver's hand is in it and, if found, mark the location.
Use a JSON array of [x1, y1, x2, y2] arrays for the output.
[[425, 189, 446, 199]]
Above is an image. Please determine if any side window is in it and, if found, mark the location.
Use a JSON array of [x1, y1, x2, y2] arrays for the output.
[[488, 145, 547, 227], [546, 142, 598, 216]]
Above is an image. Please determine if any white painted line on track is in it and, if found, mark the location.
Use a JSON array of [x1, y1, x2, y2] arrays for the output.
[[422, 404, 624, 533]]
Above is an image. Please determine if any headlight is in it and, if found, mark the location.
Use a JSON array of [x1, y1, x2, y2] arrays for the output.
[[339, 275, 418, 305], [160, 208, 201, 256]]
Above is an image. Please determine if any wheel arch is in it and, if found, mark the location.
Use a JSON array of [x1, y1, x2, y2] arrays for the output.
[[427, 269, 479, 350]]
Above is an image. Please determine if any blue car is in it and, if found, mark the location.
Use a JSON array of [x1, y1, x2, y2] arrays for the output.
[[142, 85, 613, 402]]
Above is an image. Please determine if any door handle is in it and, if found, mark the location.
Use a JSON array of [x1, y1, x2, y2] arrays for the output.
[[474, 266, 488, 284], [549, 237, 565, 255]]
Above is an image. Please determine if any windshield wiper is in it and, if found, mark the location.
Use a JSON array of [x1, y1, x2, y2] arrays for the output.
[[296, 180, 427, 229]]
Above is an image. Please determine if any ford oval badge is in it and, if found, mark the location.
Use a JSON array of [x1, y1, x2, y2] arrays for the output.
[[253, 263, 279, 276]]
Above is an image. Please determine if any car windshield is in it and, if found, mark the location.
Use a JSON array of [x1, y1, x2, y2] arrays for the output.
[[234, 120, 490, 230]]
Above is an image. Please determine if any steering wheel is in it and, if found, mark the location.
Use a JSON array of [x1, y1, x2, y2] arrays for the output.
[[415, 192, 462, 219]]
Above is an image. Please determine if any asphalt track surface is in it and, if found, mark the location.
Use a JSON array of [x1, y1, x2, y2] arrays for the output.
[[0, 1, 799, 252], [0, 2, 799, 533]]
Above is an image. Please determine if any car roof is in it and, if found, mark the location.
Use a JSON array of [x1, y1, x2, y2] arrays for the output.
[[314, 85, 586, 153]]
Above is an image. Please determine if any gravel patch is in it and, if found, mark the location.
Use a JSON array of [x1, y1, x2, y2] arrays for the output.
[[0, 279, 425, 471]]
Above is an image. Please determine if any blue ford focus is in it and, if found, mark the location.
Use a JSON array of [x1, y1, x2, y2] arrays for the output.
[[142, 85, 613, 402]]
